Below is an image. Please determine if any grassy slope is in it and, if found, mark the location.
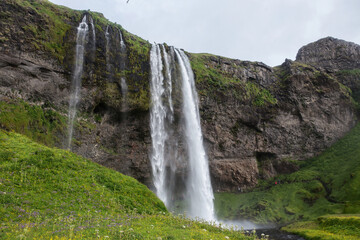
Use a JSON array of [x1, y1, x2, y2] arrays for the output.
[[0, 130, 254, 239], [0, 99, 67, 147], [215, 123, 360, 224], [283, 215, 360, 240]]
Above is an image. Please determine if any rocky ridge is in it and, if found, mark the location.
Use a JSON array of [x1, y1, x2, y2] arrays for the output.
[[0, 0, 359, 191]]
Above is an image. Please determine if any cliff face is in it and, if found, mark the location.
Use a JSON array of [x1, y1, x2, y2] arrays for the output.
[[192, 54, 357, 191], [1, 0, 359, 191]]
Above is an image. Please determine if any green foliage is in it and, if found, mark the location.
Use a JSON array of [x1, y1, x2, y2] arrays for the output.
[[245, 82, 277, 106], [190, 53, 243, 99], [190, 53, 277, 107], [283, 215, 360, 240], [0, 131, 254, 239], [89, 10, 152, 111], [0, 99, 66, 146], [215, 123, 360, 224], [12, 0, 80, 62], [121, 30, 151, 111], [336, 69, 360, 104], [336, 69, 360, 77]]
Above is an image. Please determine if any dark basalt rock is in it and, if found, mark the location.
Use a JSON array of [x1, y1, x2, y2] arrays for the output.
[[296, 36, 360, 71]]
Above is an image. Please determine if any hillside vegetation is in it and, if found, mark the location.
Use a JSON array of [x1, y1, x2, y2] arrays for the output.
[[0, 130, 255, 239], [215, 123, 360, 223], [283, 215, 360, 240]]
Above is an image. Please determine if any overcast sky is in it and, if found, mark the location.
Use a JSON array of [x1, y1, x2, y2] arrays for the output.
[[50, 0, 360, 66]]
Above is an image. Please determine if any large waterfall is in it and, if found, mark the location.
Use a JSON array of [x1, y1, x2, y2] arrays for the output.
[[66, 15, 88, 150], [175, 49, 214, 220], [149, 44, 214, 220], [150, 44, 172, 206]]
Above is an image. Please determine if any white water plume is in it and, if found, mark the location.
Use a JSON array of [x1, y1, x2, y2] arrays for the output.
[[66, 15, 88, 150], [149, 44, 214, 221], [150, 44, 170, 205], [175, 49, 215, 221]]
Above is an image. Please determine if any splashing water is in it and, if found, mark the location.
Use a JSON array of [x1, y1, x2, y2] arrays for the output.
[[66, 15, 88, 150]]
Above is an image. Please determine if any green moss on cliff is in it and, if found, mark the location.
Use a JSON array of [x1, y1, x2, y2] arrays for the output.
[[245, 82, 277, 106], [337, 69, 360, 77], [3, 0, 152, 112], [121, 30, 151, 111], [88, 11, 152, 111], [190, 53, 241, 90], [190, 53, 277, 107], [10, 0, 80, 62], [0, 99, 66, 146], [336, 68, 360, 103]]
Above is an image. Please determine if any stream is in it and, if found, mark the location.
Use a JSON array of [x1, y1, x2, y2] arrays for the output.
[[255, 228, 306, 240], [218, 220, 305, 240]]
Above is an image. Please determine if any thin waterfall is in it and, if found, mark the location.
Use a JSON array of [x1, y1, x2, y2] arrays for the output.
[[119, 29, 126, 53], [119, 29, 128, 103], [66, 15, 88, 149], [175, 49, 215, 220], [89, 16, 96, 52], [120, 78, 128, 99], [149, 44, 214, 220], [105, 25, 111, 78], [161, 44, 174, 115]]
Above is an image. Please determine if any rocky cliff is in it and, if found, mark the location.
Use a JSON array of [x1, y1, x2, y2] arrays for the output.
[[0, 0, 359, 192]]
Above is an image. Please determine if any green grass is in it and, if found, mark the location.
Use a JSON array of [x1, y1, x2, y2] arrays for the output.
[[283, 215, 360, 240], [215, 123, 360, 224], [0, 130, 255, 239], [0, 99, 66, 146]]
